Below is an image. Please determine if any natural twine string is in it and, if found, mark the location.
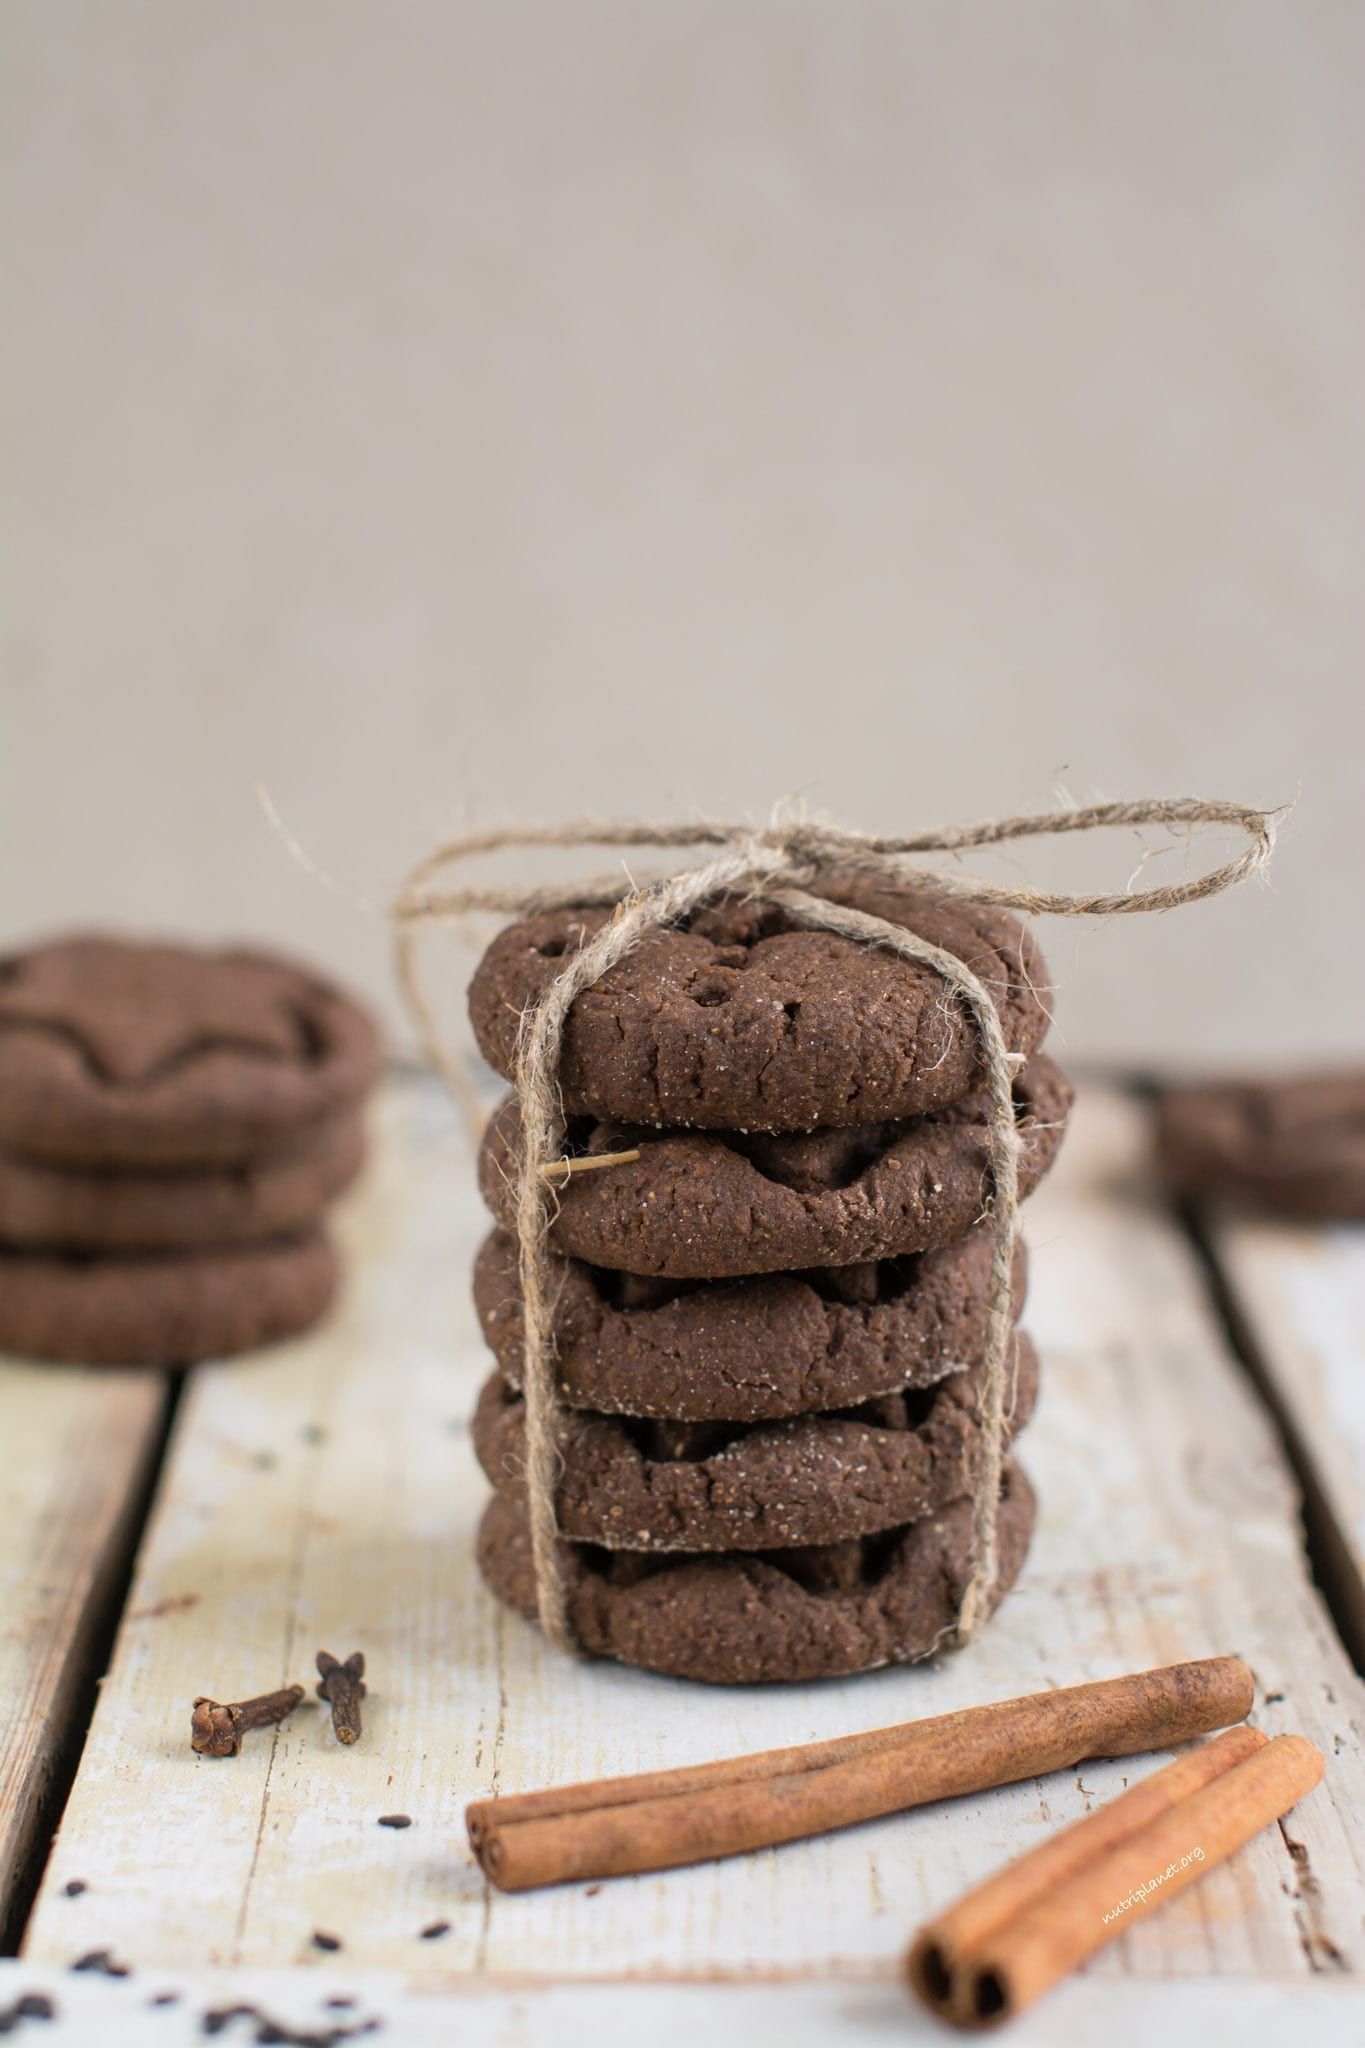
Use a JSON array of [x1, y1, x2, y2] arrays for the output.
[[394, 797, 1279, 1656]]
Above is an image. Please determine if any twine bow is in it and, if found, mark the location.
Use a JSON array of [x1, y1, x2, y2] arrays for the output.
[[395, 798, 1278, 1657]]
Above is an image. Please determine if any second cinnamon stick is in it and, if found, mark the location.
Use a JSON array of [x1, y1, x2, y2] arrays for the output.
[[907, 1722, 1266, 2015], [954, 1732, 1323, 2027]]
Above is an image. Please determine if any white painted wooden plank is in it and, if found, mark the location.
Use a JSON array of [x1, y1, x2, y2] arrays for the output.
[[0, 1962, 1362, 2048], [0, 1354, 165, 1920], [1204, 1211, 1365, 1643], [22, 1085, 490, 1972], [21, 1078, 1365, 1988]]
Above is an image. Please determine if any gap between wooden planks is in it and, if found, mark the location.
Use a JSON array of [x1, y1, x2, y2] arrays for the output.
[[0, 1355, 166, 1943], [16, 1076, 1365, 1984], [1198, 1207, 1365, 1670]]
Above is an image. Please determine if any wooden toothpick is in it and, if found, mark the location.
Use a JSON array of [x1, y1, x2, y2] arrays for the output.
[[538, 1148, 640, 1183]]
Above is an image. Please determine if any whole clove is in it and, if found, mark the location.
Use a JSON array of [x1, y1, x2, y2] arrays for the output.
[[6, 1991, 57, 2021], [316, 1652, 366, 1746], [191, 1684, 305, 1758]]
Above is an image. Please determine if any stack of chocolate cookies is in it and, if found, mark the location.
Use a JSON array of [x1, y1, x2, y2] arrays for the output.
[[0, 936, 380, 1367], [467, 879, 1073, 1684]]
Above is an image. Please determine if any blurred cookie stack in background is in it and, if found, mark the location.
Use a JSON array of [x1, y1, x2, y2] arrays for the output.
[[465, 879, 1073, 1683], [1156, 1071, 1365, 1222], [0, 936, 380, 1366]]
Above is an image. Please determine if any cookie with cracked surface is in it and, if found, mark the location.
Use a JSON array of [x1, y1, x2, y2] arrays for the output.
[[473, 1224, 1027, 1421], [0, 934, 381, 1167], [0, 1113, 366, 1251], [468, 878, 1051, 1133], [0, 1230, 338, 1366], [479, 1052, 1072, 1278], [476, 1462, 1036, 1683], [473, 1332, 1036, 1550], [1156, 1070, 1365, 1221]]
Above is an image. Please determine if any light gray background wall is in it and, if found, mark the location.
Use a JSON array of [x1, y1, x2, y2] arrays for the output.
[[4, 1, 1362, 1069]]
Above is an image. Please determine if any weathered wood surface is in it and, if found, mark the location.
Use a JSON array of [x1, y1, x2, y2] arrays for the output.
[[1205, 1210, 1365, 1656], [17, 1078, 1365, 2010], [0, 1960, 1362, 2047], [0, 1356, 165, 1926]]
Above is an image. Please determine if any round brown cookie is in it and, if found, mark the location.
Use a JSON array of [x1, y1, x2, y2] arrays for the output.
[[473, 1225, 1028, 1421], [477, 1462, 1036, 1683], [479, 1052, 1072, 1278], [0, 1231, 339, 1366], [0, 934, 381, 1167], [0, 1113, 366, 1250], [468, 877, 1052, 1133], [473, 1333, 1036, 1551], [1156, 1071, 1365, 1221]]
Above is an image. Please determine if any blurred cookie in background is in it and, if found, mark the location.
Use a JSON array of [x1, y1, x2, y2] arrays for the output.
[[0, 933, 379, 1166], [0, 1232, 340, 1368], [0, 932, 381, 1365], [1155, 1070, 1365, 1221]]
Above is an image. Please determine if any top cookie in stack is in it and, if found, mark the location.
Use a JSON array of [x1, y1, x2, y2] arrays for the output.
[[467, 877, 1073, 1684], [0, 935, 381, 1366], [469, 876, 1052, 1132]]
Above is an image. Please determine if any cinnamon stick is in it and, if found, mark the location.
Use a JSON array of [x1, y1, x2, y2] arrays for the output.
[[468, 1655, 1253, 1892], [907, 1723, 1265, 2017], [950, 1732, 1323, 2028]]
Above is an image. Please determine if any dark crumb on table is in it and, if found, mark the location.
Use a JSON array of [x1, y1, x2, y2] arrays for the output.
[[149, 1989, 181, 2006], [71, 1949, 131, 1976], [324, 1995, 357, 2008], [584, 1884, 601, 1897], [419, 1920, 450, 1940], [376, 1813, 412, 1829], [12, 1993, 58, 2021], [311, 1930, 343, 1952], [63, 1878, 88, 1896], [206, 2004, 381, 2044]]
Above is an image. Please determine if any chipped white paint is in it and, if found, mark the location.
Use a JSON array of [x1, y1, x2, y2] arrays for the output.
[[17, 1079, 1365, 2007], [0, 1355, 164, 1916]]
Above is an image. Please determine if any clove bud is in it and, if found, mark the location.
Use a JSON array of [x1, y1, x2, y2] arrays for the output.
[[316, 1651, 366, 1745], [190, 1684, 304, 1758]]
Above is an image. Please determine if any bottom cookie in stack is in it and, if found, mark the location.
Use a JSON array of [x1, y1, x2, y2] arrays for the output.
[[0, 1232, 341, 1368], [477, 1465, 1036, 1685]]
